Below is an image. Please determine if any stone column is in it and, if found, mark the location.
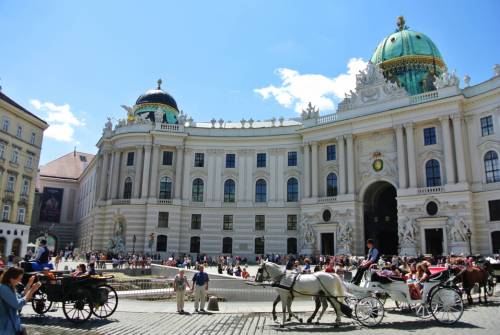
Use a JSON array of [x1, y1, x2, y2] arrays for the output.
[[277, 149, 285, 201], [237, 150, 246, 201], [110, 151, 121, 199], [440, 116, 455, 184], [149, 145, 160, 197], [405, 123, 417, 188], [311, 142, 319, 198], [206, 150, 216, 201], [174, 145, 184, 199], [134, 147, 143, 198], [346, 135, 355, 194], [465, 116, 482, 184], [141, 145, 152, 198], [214, 150, 223, 201], [181, 148, 192, 200], [245, 150, 254, 201], [303, 143, 311, 198], [395, 125, 407, 189], [337, 136, 346, 195], [269, 149, 277, 201], [98, 151, 110, 200], [452, 114, 467, 183]]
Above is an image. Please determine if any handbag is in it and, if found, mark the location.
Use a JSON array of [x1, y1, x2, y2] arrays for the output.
[[1, 295, 28, 335]]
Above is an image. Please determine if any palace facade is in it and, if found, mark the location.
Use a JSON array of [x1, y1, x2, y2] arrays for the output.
[[75, 18, 500, 257]]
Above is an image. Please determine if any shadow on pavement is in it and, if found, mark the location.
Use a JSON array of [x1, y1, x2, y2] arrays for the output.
[[22, 314, 115, 330]]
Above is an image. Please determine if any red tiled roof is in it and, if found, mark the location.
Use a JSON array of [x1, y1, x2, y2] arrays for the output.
[[39, 151, 95, 180]]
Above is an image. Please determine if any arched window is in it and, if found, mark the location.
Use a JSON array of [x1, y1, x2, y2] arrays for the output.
[[123, 177, 133, 199], [255, 237, 265, 255], [287, 178, 299, 202], [222, 237, 232, 254], [492, 231, 500, 254], [287, 238, 297, 255], [11, 238, 22, 257], [485, 151, 500, 183], [255, 179, 267, 202], [223, 179, 236, 203], [192, 178, 204, 202], [159, 176, 173, 199], [326, 173, 338, 196], [156, 235, 167, 252], [190, 236, 201, 253], [425, 159, 441, 187]]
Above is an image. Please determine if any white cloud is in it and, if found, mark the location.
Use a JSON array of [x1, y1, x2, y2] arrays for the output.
[[255, 57, 367, 113], [30, 99, 85, 142]]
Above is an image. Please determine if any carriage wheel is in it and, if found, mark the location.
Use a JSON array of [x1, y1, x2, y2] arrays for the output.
[[354, 297, 384, 327], [486, 278, 496, 297], [63, 298, 93, 323], [412, 303, 433, 319], [430, 287, 464, 325], [32, 291, 53, 314], [91, 284, 119, 318], [345, 296, 358, 309]]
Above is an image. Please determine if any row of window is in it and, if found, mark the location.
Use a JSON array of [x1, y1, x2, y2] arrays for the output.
[[1, 204, 26, 223], [1, 118, 37, 145], [0, 173, 31, 195], [155, 234, 298, 255], [157, 212, 298, 231], [0, 143, 35, 168]]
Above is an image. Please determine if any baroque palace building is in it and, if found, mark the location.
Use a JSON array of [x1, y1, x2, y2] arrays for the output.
[[76, 18, 500, 257], [0, 90, 48, 257]]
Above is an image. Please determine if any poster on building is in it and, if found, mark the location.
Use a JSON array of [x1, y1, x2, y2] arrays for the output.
[[40, 187, 64, 223]]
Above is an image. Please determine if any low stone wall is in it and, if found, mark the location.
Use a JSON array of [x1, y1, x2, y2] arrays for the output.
[[151, 264, 275, 301]]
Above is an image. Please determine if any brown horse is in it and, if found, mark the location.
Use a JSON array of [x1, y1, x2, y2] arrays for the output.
[[453, 265, 490, 304]]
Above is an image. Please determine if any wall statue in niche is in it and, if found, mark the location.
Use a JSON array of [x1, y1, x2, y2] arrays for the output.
[[107, 213, 126, 254], [336, 221, 353, 255]]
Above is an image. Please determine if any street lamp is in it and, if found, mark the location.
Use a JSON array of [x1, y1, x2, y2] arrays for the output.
[[466, 228, 472, 256], [132, 234, 136, 255]]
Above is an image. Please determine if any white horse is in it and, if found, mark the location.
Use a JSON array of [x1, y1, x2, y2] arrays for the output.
[[256, 262, 352, 328]]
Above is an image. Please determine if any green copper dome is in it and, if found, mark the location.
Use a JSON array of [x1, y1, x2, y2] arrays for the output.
[[370, 16, 446, 95]]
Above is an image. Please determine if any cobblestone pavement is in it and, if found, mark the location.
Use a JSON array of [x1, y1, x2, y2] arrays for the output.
[[22, 296, 500, 335]]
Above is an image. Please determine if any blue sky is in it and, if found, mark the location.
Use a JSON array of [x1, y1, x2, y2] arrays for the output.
[[1, 0, 499, 164]]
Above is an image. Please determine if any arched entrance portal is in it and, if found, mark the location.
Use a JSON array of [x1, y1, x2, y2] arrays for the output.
[[363, 181, 398, 255]]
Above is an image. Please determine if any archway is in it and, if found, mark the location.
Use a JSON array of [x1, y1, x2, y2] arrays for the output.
[[363, 181, 398, 255]]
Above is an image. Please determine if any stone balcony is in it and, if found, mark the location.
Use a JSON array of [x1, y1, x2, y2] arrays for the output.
[[318, 196, 338, 204], [417, 186, 445, 194]]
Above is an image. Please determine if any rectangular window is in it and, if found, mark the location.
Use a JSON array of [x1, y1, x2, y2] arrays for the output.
[[2, 119, 9, 132], [423, 127, 437, 145], [255, 215, 265, 231], [481, 116, 494, 136], [17, 208, 25, 223], [11, 150, 19, 164], [162, 151, 173, 165], [488, 200, 500, 221], [21, 179, 29, 195], [16, 126, 22, 138], [0, 143, 5, 159], [326, 145, 336, 161], [158, 212, 169, 228], [6, 175, 15, 192], [191, 214, 202, 230], [30, 132, 36, 145], [287, 215, 297, 231], [26, 155, 33, 169], [257, 153, 266, 168], [194, 153, 204, 167], [288, 151, 297, 166], [2, 205, 10, 221], [223, 215, 233, 231], [127, 152, 135, 166], [225, 153, 236, 168]]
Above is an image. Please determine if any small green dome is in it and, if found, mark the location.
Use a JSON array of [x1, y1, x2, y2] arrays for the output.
[[370, 16, 446, 95]]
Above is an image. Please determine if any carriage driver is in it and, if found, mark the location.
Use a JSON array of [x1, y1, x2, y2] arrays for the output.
[[351, 239, 380, 285]]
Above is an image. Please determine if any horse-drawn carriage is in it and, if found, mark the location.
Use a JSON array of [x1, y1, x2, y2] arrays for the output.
[[0, 263, 118, 323], [256, 262, 464, 328]]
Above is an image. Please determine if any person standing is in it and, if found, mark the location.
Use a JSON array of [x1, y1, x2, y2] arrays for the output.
[[173, 269, 191, 314], [191, 265, 209, 313], [0, 267, 41, 335]]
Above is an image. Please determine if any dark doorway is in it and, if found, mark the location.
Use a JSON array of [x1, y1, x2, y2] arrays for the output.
[[321, 233, 335, 255], [491, 231, 500, 254], [425, 228, 444, 256], [363, 181, 398, 255]]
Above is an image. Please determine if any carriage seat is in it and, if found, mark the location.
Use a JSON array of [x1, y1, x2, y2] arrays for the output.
[[428, 269, 449, 282], [371, 271, 405, 284]]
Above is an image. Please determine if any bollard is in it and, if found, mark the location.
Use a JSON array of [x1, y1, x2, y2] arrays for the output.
[[207, 296, 219, 311]]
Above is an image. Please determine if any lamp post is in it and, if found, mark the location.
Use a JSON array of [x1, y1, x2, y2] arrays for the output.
[[466, 228, 472, 256], [132, 234, 136, 255]]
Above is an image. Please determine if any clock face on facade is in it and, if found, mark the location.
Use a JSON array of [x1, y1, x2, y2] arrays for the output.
[[372, 159, 384, 172]]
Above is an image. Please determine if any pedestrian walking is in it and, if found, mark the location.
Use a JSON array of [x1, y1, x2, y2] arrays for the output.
[[191, 265, 209, 313], [173, 269, 191, 314]]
